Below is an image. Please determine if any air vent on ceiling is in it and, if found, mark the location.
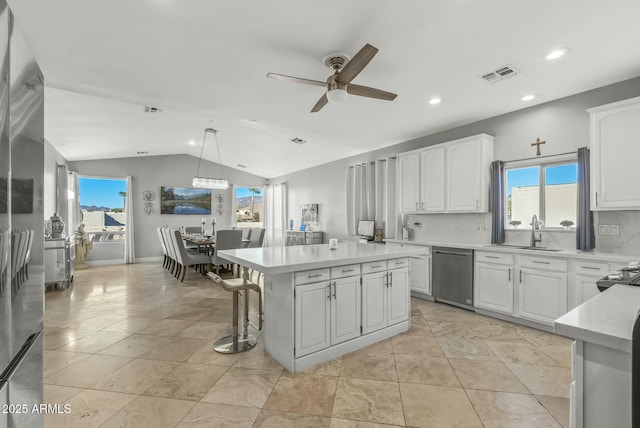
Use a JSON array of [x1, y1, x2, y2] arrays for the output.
[[290, 137, 307, 145], [136, 151, 149, 155], [237, 164, 247, 169], [480, 65, 518, 83], [144, 106, 162, 113]]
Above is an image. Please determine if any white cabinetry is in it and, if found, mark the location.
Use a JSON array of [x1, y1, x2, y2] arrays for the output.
[[399, 152, 421, 212], [362, 258, 410, 334], [588, 96, 640, 210], [410, 254, 431, 297], [295, 267, 361, 358], [474, 251, 514, 315], [398, 134, 493, 213], [420, 146, 445, 212], [518, 256, 568, 325], [446, 135, 493, 212]]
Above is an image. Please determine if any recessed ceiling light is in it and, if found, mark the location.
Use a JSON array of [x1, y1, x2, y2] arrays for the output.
[[545, 48, 569, 60], [290, 137, 307, 145], [136, 151, 149, 155], [428, 97, 441, 105], [189, 140, 196, 146], [248, 119, 259, 125], [237, 164, 247, 169], [521, 94, 536, 102]]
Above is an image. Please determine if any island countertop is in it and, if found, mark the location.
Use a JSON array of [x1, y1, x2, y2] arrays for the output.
[[554, 284, 640, 353], [218, 242, 427, 275]]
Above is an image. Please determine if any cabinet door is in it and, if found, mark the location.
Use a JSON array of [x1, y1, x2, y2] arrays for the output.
[[446, 139, 481, 212], [388, 267, 410, 325], [574, 275, 600, 306], [590, 98, 640, 210], [399, 152, 420, 212], [409, 256, 430, 296], [361, 272, 387, 334], [518, 269, 568, 325], [295, 281, 331, 357], [474, 262, 513, 315], [331, 277, 361, 345], [420, 146, 445, 212]]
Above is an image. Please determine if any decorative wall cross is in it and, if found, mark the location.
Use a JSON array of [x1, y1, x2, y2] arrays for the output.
[[531, 137, 545, 156]]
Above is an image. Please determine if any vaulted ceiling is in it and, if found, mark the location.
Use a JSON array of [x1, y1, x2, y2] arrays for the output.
[[7, 0, 640, 178]]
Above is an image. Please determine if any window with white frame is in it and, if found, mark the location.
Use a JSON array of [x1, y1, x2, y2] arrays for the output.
[[505, 157, 577, 230], [78, 176, 128, 242]]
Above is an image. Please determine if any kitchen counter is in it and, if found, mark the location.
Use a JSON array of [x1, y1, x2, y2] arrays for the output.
[[218, 241, 427, 275], [553, 284, 640, 427], [554, 283, 640, 352], [384, 238, 639, 263]]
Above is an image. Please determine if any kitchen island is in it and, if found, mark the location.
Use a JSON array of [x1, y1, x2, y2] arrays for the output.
[[554, 284, 640, 428], [218, 242, 428, 372]]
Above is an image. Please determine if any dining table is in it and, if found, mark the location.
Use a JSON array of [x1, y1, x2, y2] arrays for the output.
[[182, 234, 251, 255]]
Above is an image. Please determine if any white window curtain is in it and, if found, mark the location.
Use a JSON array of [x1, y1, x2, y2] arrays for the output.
[[124, 176, 135, 263], [264, 182, 287, 247], [385, 157, 398, 239], [67, 171, 82, 234], [346, 157, 398, 239], [345, 166, 355, 235]]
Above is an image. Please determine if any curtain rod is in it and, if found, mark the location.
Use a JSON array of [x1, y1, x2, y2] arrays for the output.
[[504, 150, 577, 164]]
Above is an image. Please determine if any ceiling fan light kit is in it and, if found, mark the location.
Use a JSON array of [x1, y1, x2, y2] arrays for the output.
[[267, 43, 397, 112], [192, 128, 229, 190]]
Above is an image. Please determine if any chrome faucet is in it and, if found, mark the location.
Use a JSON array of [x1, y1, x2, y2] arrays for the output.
[[530, 215, 542, 248]]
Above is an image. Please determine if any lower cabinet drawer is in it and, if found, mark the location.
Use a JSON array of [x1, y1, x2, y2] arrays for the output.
[[361, 261, 387, 274], [331, 264, 361, 279], [294, 268, 330, 285], [519, 255, 567, 272], [388, 258, 409, 270], [574, 261, 609, 276]]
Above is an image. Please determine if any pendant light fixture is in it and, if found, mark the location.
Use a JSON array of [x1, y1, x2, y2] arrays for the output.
[[192, 128, 229, 189]]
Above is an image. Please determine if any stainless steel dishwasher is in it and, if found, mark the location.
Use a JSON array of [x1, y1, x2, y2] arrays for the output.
[[432, 247, 474, 310]]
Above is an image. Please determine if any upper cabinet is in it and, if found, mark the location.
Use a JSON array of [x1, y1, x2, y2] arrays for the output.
[[398, 134, 494, 213], [589, 96, 640, 210]]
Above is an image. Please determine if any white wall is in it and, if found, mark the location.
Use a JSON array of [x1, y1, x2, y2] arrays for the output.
[[273, 76, 640, 254], [68, 154, 267, 261]]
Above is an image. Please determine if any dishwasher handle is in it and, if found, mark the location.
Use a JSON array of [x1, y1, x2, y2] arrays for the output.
[[433, 250, 471, 257]]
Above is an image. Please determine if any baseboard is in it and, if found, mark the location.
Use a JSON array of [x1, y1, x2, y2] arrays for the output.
[[136, 256, 163, 263], [86, 259, 124, 267]]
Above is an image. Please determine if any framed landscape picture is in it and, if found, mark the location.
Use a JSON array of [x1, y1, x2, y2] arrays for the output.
[[160, 186, 212, 215]]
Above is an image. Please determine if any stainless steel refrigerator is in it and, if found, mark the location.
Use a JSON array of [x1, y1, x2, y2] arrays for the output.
[[0, 1, 45, 427]]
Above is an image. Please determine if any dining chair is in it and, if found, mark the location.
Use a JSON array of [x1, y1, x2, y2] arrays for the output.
[[163, 228, 178, 274], [171, 229, 211, 282], [248, 228, 265, 248], [156, 227, 169, 269], [211, 229, 242, 275]]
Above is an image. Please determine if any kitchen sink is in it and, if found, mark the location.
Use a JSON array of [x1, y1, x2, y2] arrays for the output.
[[482, 244, 562, 252]]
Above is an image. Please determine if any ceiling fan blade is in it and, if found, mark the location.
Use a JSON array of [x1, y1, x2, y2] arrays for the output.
[[311, 93, 329, 113], [335, 44, 378, 84], [266, 73, 326, 87], [347, 84, 397, 101]]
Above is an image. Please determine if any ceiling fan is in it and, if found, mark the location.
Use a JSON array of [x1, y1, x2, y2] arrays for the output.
[[267, 43, 397, 113]]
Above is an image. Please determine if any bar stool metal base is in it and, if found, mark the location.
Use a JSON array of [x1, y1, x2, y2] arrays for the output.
[[213, 333, 257, 354]]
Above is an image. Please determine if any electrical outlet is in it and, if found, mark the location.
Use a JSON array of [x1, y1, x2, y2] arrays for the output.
[[611, 225, 620, 235]]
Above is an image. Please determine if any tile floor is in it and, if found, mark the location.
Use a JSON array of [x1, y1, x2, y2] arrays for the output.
[[43, 263, 572, 427]]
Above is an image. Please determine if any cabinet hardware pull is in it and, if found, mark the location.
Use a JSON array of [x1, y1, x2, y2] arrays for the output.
[[486, 256, 499, 259], [508, 268, 511, 281], [385, 272, 389, 287], [595, 192, 598, 206], [389, 271, 393, 287], [372, 265, 382, 268], [327, 284, 331, 299], [421, 202, 424, 210], [332, 281, 336, 299], [476, 198, 479, 209], [581, 266, 599, 270], [342, 269, 355, 273], [532, 261, 550, 265], [520, 270, 523, 283], [416, 202, 419, 211], [308, 274, 322, 278]]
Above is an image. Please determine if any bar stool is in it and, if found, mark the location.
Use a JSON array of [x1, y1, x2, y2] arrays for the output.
[[207, 267, 263, 353]]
